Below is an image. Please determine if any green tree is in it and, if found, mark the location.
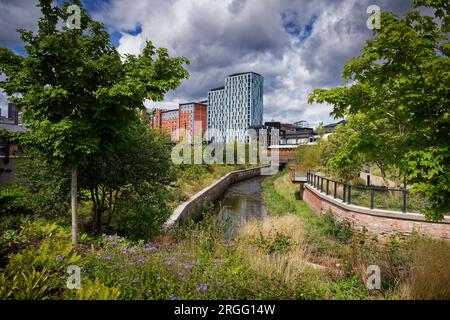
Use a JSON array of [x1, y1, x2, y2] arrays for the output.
[[309, 0, 449, 220], [79, 124, 175, 235], [0, 0, 189, 243]]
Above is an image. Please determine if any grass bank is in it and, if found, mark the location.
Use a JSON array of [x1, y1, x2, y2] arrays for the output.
[[260, 169, 450, 299]]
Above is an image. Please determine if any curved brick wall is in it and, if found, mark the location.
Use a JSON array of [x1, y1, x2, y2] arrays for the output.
[[303, 184, 450, 240]]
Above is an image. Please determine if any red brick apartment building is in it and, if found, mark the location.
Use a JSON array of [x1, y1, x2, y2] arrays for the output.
[[152, 102, 207, 142]]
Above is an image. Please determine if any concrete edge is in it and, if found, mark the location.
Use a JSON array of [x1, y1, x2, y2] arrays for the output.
[[163, 166, 263, 230]]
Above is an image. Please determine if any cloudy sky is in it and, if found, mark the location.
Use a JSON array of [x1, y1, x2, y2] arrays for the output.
[[0, 0, 416, 126]]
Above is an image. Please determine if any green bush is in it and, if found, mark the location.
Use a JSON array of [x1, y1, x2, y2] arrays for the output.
[[114, 187, 172, 241], [251, 232, 293, 254], [319, 212, 353, 243], [0, 229, 29, 260], [64, 278, 121, 300], [0, 184, 30, 216], [0, 266, 57, 300]]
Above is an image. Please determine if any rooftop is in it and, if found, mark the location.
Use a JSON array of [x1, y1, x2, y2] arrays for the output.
[[160, 108, 179, 114], [228, 71, 262, 77], [209, 86, 225, 92], [323, 119, 346, 128], [0, 123, 27, 132]]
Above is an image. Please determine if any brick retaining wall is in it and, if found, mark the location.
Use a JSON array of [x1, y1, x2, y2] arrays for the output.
[[303, 184, 450, 240]]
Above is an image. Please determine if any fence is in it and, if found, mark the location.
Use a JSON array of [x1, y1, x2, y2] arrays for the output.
[[306, 172, 429, 214]]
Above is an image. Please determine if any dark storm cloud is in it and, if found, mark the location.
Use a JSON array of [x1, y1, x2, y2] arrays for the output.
[[0, 0, 426, 126], [0, 0, 41, 48]]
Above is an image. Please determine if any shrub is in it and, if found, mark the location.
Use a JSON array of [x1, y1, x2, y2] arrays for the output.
[[0, 229, 29, 260], [0, 267, 57, 300], [64, 278, 121, 300], [0, 184, 30, 216], [319, 212, 353, 243], [114, 187, 173, 241]]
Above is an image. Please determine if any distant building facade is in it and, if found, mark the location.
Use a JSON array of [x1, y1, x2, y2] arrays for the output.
[[207, 72, 263, 143], [249, 121, 316, 147], [0, 102, 26, 186], [152, 102, 207, 142]]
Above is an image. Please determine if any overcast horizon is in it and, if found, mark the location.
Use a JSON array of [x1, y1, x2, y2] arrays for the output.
[[0, 0, 419, 127]]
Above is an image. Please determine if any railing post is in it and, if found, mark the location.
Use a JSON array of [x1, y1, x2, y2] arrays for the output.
[[370, 189, 374, 209], [348, 185, 352, 204], [334, 181, 337, 198], [320, 177, 323, 192], [343, 184, 346, 202], [307, 172, 310, 183], [402, 190, 407, 213], [326, 179, 329, 195]]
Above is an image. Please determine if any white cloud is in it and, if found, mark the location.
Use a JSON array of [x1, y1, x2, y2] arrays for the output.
[[0, 0, 416, 126]]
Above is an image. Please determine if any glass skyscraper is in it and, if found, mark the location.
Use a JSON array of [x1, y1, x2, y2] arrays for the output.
[[206, 72, 263, 143]]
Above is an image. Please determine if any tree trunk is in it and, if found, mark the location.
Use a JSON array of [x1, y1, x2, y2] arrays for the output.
[[71, 166, 78, 246]]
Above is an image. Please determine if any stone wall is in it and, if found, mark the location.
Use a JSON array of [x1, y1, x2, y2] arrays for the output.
[[164, 167, 262, 229], [303, 184, 450, 240]]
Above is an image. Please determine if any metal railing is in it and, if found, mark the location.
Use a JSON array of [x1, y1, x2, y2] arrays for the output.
[[306, 172, 429, 214]]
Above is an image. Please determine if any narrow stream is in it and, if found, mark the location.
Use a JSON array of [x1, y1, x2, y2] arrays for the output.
[[215, 176, 269, 238]]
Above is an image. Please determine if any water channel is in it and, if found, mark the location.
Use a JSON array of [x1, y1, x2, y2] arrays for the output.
[[215, 176, 269, 238]]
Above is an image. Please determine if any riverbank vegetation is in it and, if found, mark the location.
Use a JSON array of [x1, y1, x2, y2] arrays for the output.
[[309, 0, 449, 220], [1, 0, 449, 301], [2, 169, 448, 300], [261, 170, 450, 299]]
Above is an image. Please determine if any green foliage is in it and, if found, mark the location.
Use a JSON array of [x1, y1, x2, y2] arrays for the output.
[[64, 278, 121, 300], [403, 147, 450, 220], [319, 212, 353, 244], [309, 1, 450, 219], [0, 229, 29, 260], [296, 145, 321, 167], [114, 186, 172, 240], [0, 267, 57, 300], [251, 232, 293, 254], [0, 184, 30, 216], [0, 0, 189, 242], [79, 124, 176, 235], [16, 156, 70, 217]]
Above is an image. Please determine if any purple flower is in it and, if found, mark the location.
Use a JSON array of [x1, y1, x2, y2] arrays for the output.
[[120, 249, 128, 254], [137, 258, 145, 263], [143, 245, 157, 251], [55, 255, 64, 262], [196, 283, 207, 293], [132, 278, 139, 284], [165, 258, 176, 266], [181, 277, 187, 283], [214, 259, 224, 267], [99, 254, 111, 261], [170, 294, 176, 300], [182, 263, 194, 270]]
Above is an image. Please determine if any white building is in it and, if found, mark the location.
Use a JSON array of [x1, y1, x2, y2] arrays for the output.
[[206, 72, 263, 143]]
